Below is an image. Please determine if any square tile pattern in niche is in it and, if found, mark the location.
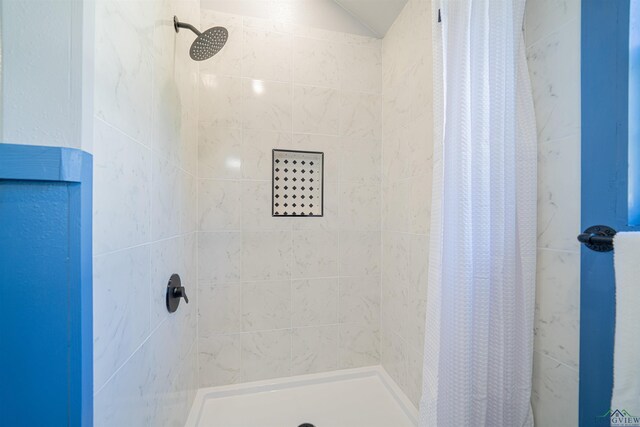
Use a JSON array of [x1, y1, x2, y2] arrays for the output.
[[272, 149, 324, 217]]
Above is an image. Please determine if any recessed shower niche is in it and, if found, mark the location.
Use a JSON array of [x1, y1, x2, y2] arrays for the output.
[[272, 149, 324, 217]]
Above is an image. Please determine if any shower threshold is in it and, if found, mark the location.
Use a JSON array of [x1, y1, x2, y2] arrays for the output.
[[185, 366, 417, 427]]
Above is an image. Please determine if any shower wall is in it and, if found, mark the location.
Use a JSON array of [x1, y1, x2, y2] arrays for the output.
[[196, 9, 383, 386], [92, 1, 200, 425], [380, 0, 433, 410], [524, 1, 581, 426]]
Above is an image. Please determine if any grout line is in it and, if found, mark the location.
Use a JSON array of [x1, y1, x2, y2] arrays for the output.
[[524, 17, 579, 51], [93, 231, 198, 259], [239, 16, 246, 384], [289, 30, 295, 377], [533, 350, 579, 374], [536, 247, 581, 255], [202, 321, 372, 339], [94, 315, 171, 397], [379, 29, 386, 365]]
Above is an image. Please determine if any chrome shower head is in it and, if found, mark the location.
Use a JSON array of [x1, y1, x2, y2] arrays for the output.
[[174, 16, 228, 61]]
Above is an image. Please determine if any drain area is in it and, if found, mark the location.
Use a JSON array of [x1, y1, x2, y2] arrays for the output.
[[298, 424, 315, 427]]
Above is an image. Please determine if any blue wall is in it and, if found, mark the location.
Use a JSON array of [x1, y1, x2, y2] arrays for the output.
[[0, 144, 93, 426], [581, 1, 632, 425]]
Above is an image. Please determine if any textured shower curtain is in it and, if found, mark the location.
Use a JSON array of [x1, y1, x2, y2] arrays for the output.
[[418, 1, 537, 426]]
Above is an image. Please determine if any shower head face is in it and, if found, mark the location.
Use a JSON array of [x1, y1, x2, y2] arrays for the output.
[[189, 26, 228, 61]]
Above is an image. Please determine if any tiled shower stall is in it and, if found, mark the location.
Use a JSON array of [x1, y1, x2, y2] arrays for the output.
[[88, 0, 582, 425]]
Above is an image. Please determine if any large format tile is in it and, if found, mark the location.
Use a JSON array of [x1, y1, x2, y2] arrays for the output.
[[199, 74, 243, 128], [339, 276, 381, 325], [292, 326, 339, 375], [94, 0, 155, 146], [242, 79, 292, 132], [339, 137, 382, 183], [339, 231, 381, 277], [181, 171, 198, 234], [242, 281, 291, 331], [241, 231, 292, 281], [339, 43, 382, 94], [198, 232, 242, 284], [241, 330, 292, 381], [151, 154, 182, 240], [93, 118, 152, 255], [535, 249, 580, 369], [242, 27, 292, 82], [382, 180, 410, 233], [199, 284, 242, 336], [294, 36, 340, 88], [339, 182, 381, 231], [293, 85, 340, 135], [531, 352, 579, 427], [292, 229, 339, 278], [94, 342, 151, 426], [292, 278, 339, 327], [526, 19, 581, 143], [339, 323, 380, 368], [524, 0, 580, 47], [537, 136, 581, 251], [199, 335, 242, 387], [93, 245, 151, 392], [340, 91, 382, 139], [381, 330, 408, 396], [198, 179, 242, 231], [198, 125, 242, 180], [406, 234, 429, 350]]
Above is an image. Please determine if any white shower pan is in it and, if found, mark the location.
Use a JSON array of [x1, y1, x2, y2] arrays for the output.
[[185, 366, 418, 427]]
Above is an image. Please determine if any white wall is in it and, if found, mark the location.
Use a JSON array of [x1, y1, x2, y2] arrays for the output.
[[525, 0, 581, 425], [196, 9, 384, 386], [380, 0, 432, 409], [92, 1, 200, 425], [1, 0, 92, 151]]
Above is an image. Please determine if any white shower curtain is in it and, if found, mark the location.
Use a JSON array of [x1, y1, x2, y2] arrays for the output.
[[418, 1, 537, 426]]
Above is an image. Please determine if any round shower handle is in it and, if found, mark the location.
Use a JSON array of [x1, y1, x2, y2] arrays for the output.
[[166, 273, 189, 313]]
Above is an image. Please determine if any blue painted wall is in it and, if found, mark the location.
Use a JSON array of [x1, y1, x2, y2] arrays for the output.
[[581, 1, 633, 426], [0, 144, 93, 426], [629, 0, 640, 224]]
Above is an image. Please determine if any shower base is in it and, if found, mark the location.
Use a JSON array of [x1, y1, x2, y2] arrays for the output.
[[185, 366, 417, 427]]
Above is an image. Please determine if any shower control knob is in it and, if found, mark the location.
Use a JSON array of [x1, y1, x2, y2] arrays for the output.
[[166, 274, 188, 313], [173, 286, 189, 304]]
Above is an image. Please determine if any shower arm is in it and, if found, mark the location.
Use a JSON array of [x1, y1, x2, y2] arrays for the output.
[[173, 16, 201, 36]]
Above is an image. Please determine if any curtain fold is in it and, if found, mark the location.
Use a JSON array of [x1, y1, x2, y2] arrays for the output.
[[418, 1, 537, 426]]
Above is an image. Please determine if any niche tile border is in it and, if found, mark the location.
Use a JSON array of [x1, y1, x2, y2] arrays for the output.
[[272, 149, 324, 217]]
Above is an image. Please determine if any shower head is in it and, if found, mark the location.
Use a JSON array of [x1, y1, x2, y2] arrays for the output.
[[174, 16, 228, 61]]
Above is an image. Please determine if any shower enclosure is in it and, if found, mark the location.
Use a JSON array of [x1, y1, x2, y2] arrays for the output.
[[0, 0, 582, 425]]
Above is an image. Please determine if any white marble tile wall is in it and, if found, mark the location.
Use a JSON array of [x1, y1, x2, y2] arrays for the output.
[[525, 1, 581, 426], [380, 0, 433, 410], [92, 1, 200, 426], [197, 9, 383, 387]]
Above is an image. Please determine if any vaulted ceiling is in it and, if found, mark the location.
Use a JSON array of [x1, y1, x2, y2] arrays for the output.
[[200, 0, 409, 38], [333, 0, 408, 37]]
